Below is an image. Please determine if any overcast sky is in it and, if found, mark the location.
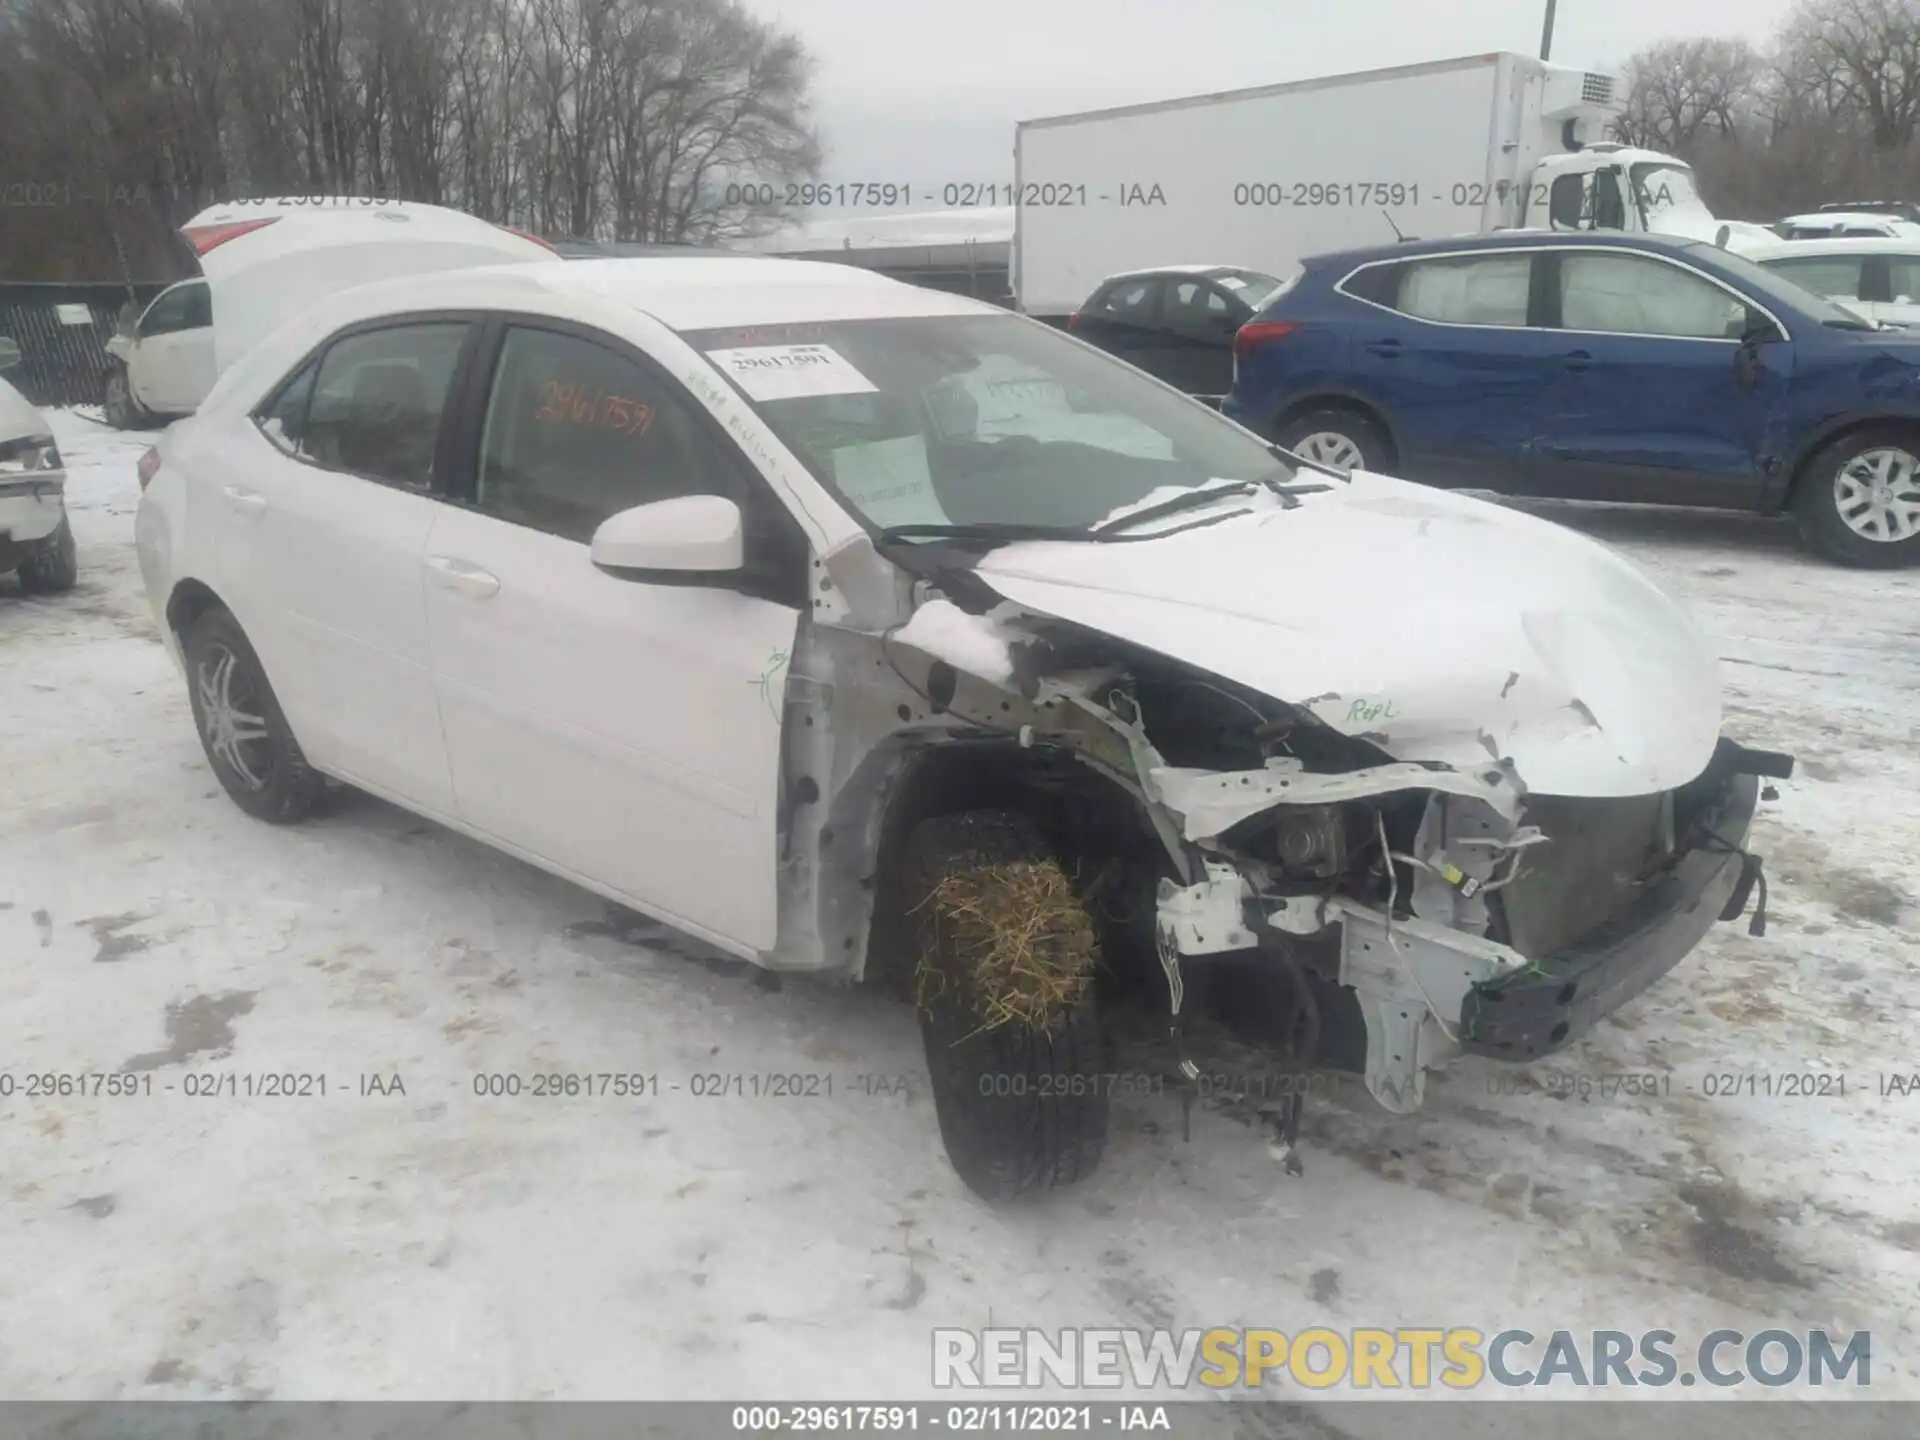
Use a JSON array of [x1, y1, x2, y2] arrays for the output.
[[737, 0, 1798, 209]]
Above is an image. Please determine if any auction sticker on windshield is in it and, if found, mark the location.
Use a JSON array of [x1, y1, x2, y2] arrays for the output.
[[706, 344, 879, 401]]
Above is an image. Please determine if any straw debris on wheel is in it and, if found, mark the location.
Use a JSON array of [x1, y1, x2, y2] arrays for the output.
[[912, 857, 1100, 1036]]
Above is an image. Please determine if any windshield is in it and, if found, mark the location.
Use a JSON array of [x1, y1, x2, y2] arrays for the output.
[[1631, 162, 1713, 228], [685, 313, 1291, 537]]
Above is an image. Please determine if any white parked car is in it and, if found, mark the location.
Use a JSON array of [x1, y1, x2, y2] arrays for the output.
[[133, 255, 1792, 1199], [0, 338, 77, 593], [1770, 209, 1920, 241], [104, 198, 552, 428], [1744, 235, 1920, 328]]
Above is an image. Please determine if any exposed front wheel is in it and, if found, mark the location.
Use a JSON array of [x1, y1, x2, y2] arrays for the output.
[[1274, 407, 1392, 475], [16, 516, 77, 594], [183, 607, 327, 823], [903, 810, 1109, 1202], [1794, 429, 1920, 567]]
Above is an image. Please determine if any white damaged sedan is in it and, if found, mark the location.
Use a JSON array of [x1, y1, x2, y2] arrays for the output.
[[134, 255, 1793, 1200]]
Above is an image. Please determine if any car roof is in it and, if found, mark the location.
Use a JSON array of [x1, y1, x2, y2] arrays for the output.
[[308, 255, 1002, 331], [1746, 236, 1920, 260], [1299, 229, 1711, 271], [1093, 263, 1264, 286], [1776, 211, 1915, 232]]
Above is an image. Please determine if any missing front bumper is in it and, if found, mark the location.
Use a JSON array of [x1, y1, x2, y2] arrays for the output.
[[1458, 767, 1761, 1064]]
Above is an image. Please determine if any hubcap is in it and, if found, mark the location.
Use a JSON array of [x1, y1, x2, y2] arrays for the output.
[[1293, 430, 1364, 472], [1834, 446, 1920, 543], [196, 645, 272, 790]]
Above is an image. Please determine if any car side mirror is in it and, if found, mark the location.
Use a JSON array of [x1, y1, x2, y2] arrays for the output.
[[0, 337, 19, 373], [591, 495, 743, 577], [1740, 318, 1785, 346], [1548, 174, 1585, 230]]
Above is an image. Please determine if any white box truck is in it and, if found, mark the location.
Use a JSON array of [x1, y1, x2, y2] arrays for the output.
[[1011, 52, 1757, 319]]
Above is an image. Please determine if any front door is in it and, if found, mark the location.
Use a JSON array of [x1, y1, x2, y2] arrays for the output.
[[424, 321, 805, 951], [216, 318, 474, 813], [1526, 249, 1788, 507]]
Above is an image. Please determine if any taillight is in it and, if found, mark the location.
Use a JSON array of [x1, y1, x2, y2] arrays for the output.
[[494, 223, 556, 251], [179, 217, 280, 255], [1066, 311, 1083, 331], [1232, 320, 1297, 360], [137, 446, 161, 490]]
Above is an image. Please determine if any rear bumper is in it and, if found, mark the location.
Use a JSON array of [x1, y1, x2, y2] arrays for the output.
[[1458, 762, 1763, 1063]]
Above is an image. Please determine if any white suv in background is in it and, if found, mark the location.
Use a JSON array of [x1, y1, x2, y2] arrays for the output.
[[1745, 236, 1920, 328]]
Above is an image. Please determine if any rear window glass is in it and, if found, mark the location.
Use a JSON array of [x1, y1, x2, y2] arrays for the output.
[[296, 323, 470, 489]]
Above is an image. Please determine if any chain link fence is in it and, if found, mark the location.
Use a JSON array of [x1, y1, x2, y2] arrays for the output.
[[0, 283, 168, 410]]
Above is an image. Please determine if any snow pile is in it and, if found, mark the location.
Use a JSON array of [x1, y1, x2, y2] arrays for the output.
[[893, 599, 1028, 687]]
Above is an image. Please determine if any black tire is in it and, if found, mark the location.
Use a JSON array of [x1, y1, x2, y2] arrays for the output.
[[1274, 406, 1392, 475], [16, 516, 78, 594], [103, 364, 155, 430], [182, 607, 327, 823], [901, 809, 1109, 1201], [1792, 427, 1920, 567]]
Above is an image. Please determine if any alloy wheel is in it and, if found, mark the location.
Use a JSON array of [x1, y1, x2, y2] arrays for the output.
[[1834, 446, 1920, 543], [196, 644, 273, 790], [1292, 430, 1364, 472]]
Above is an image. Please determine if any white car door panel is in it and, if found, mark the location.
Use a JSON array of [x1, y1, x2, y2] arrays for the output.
[[424, 320, 807, 951], [213, 320, 472, 813], [424, 505, 797, 950]]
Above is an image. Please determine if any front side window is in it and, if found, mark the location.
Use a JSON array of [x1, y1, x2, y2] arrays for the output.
[[1394, 255, 1532, 326], [689, 314, 1291, 536], [475, 325, 736, 543], [298, 322, 470, 488], [1558, 253, 1748, 338], [1765, 255, 1867, 302], [139, 283, 201, 338]]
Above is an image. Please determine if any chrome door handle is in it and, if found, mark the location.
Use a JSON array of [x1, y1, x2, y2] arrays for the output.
[[222, 486, 266, 516], [425, 555, 500, 598]]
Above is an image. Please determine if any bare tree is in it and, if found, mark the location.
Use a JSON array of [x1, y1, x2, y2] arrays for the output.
[[1617, 37, 1765, 149], [1780, 0, 1920, 148]]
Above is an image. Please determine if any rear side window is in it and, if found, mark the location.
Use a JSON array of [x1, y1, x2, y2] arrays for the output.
[[474, 325, 739, 544], [1394, 255, 1531, 326], [297, 323, 471, 489], [1766, 255, 1867, 301], [1092, 278, 1160, 321], [139, 283, 205, 337], [256, 359, 319, 454], [1889, 257, 1920, 302]]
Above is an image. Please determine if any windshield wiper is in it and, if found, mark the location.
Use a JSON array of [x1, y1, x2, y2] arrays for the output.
[[1266, 442, 1352, 482]]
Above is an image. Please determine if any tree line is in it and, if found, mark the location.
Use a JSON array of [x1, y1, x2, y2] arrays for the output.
[[0, 0, 822, 282], [1617, 0, 1920, 219]]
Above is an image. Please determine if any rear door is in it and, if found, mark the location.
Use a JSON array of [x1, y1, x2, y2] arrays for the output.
[[1071, 276, 1170, 378], [1158, 277, 1246, 397], [1336, 250, 1562, 487], [422, 318, 807, 951], [220, 316, 477, 813], [1527, 248, 1788, 507]]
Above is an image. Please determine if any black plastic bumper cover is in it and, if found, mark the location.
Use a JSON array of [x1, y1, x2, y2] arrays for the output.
[[1458, 763, 1763, 1064]]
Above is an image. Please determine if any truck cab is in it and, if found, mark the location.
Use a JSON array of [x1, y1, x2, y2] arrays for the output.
[[1523, 144, 1775, 250]]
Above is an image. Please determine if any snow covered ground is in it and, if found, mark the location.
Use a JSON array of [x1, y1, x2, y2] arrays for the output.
[[3, 410, 1918, 1414]]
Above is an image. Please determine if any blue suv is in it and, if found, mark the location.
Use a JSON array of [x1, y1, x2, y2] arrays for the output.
[[1223, 231, 1920, 566]]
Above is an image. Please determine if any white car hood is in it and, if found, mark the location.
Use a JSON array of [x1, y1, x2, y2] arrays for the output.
[[973, 473, 1723, 799], [0, 375, 51, 446]]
